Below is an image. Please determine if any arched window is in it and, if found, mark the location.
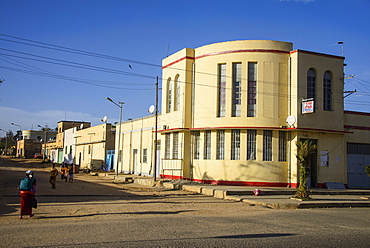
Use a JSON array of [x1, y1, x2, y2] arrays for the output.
[[307, 69, 316, 100], [174, 74, 180, 111], [323, 71, 332, 111], [167, 78, 172, 113]]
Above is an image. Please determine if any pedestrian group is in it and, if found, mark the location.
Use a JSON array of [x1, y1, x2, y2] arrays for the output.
[[19, 162, 76, 219]]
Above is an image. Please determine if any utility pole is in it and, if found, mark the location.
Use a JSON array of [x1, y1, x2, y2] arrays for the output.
[[153, 76, 159, 182]]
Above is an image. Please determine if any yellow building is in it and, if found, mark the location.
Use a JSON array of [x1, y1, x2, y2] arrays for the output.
[[74, 123, 115, 170], [117, 40, 370, 188]]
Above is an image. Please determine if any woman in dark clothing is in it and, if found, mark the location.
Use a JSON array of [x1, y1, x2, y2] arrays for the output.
[[19, 170, 36, 219]]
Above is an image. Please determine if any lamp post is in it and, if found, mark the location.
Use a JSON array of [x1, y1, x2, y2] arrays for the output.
[[0, 129, 8, 156], [106, 97, 124, 176], [38, 125, 47, 160], [11, 123, 22, 140]]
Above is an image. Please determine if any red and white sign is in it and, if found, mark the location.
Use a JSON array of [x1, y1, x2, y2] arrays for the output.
[[302, 100, 314, 114]]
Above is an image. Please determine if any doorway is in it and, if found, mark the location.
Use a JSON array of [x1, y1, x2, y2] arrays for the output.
[[300, 138, 318, 188]]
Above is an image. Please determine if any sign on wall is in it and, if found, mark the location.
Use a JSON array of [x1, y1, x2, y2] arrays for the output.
[[320, 151, 329, 166], [302, 99, 314, 114]]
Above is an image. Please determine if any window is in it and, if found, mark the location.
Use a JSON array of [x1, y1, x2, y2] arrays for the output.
[[174, 75, 180, 111], [247, 62, 257, 117], [165, 133, 171, 159], [143, 149, 148, 163], [263, 130, 272, 161], [118, 149, 122, 162], [218, 64, 226, 117], [204, 130, 211, 160], [247, 129, 256, 160], [193, 131, 200, 159], [167, 78, 172, 113], [231, 130, 240, 160], [232, 63, 242, 117], [323, 71, 332, 111], [69, 145, 72, 154], [88, 145, 91, 154], [172, 132, 179, 159], [307, 69, 316, 100], [278, 131, 286, 162], [216, 130, 225, 160]]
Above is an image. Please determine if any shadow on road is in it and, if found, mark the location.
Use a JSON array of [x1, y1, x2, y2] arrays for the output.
[[0, 157, 159, 216]]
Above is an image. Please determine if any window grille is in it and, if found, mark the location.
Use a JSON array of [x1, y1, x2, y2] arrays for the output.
[[307, 69, 316, 100], [323, 71, 332, 111], [218, 64, 226, 117], [278, 131, 286, 162], [216, 130, 225, 160], [247, 62, 257, 117], [165, 133, 171, 159], [167, 78, 172, 113], [204, 130, 211, 160], [193, 131, 200, 159], [263, 130, 272, 161], [247, 129, 256, 160], [232, 63, 242, 117], [172, 132, 178, 159], [143, 149, 147, 163], [231, 129, 240, 160]]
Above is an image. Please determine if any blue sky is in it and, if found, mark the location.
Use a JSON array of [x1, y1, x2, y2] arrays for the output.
[[1, 0, 369, 135]]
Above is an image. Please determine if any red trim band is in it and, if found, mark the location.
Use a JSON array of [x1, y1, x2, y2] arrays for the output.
[[162, 56, 195, 69]]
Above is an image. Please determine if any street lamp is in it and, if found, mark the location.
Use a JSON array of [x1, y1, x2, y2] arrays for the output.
[[106, 97, 124, 176], [38, 125, 47, 160], [11, 123, 22, 140], [0, 129, 8, 156]]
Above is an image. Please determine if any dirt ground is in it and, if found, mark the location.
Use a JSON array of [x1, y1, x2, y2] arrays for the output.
[[0, 157, 268, 224]]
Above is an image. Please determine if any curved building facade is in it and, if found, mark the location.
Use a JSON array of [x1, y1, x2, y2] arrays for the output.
[[116, 40, 370, 188]]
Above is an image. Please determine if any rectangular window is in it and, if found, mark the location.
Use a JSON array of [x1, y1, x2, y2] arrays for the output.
[[323, 72, 332, 111], [278, 131, 286, 162], [118, 149, 122, 162], [247, 62, 257, 117], [218, 64, 226, 117], [231, 130, 240, 160], [143, 148, 148, 163], [216, 130, 225, 160], [204, 130, 211, 160], [193, 131, 200, 159], [263, 130, 272, 161], [165, 133, 171, 159], [247, 129, 257, 160], [69, 145, 72, 154], [172, 132, 179, 159], [175, 77, 180, 111], [167, 79, 172, 113], [232, 63, 242, 117]]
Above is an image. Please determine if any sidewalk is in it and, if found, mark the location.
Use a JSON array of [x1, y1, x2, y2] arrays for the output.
[[97, 172, 370, 209]]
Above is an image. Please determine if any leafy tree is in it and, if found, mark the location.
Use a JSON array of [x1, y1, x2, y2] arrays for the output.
[[295, 139, 317, 199]]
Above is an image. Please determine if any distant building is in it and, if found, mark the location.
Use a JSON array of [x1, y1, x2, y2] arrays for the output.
[[114, 40, 370, 188], [48, 121, 91, 163], [15, 129, 57, 158]]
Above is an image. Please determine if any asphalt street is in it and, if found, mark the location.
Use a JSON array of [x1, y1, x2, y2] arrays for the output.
[[1, 158, 369, 247]]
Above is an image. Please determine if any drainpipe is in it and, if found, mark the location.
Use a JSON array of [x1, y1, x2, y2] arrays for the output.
[[287, 57, 292, 187], [190, 61, 195, 180]]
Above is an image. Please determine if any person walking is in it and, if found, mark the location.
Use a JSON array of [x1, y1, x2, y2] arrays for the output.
[[49, 164, 58, 189], [60, 164, 67, 182], [18, 170, 36, 219], [68, 163, 74, 183]]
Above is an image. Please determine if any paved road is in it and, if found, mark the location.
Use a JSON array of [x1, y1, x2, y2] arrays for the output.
[[1, 158, 370, 247]]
